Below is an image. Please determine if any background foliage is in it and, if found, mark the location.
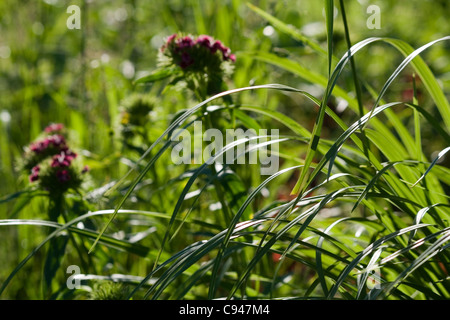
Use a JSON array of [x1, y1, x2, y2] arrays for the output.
[[0, 0, 449, 300]]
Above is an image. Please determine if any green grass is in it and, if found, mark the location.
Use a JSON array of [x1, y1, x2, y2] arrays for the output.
[[0, 0, 449, 300]]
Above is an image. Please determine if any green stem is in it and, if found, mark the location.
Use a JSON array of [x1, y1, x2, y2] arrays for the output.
[[339, 0, 373, 217], [412, 73, 423, 161], [61, 206, 90, 273]]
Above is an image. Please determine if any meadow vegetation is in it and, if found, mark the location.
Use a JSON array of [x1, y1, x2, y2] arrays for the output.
[[0, 0, 449, 300]]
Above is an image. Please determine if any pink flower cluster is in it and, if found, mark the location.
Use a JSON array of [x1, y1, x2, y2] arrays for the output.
[[29, 134, 66, 154], [44, 123, 64, 134], [163, 34, 235, 69], [51, 150, 77, 169], [29, 165, 40, 182], [25, 123, 89, 186], [195, 35, 236, 62]]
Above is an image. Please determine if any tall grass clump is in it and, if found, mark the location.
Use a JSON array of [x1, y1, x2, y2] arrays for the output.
[[0, 0, 449, 300]]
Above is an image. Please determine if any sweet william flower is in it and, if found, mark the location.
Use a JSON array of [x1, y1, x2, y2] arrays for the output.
[[50, 150, 77, 168], [29, 134, 66, 155], [161, 34, 177, 51], [20, 123, 88, 196], [29, 165, 40, 182], [23, 134, 68, 172], [161, 34, 235, 69], [196, 35, 213, 49], [158, 33, 235, 97], [44, 123, 64, 134], [177, 36, 195, 50]]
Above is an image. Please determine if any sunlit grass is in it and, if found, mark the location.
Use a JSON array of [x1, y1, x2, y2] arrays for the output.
[[0, 0, 449, 300]]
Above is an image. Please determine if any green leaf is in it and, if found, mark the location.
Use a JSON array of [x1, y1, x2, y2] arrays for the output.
[[240, 105, 313, 138], [324, 0, 334, 77], [412, 147, 450, 187], [233, 108, 262, 131], [377, 229, 450, 299], [134, 67, 179, 84], [217, 170, 251, 221], [246, 3, 328, 59], [0, 210, 171, 296], [327, 223, 432, 298], [42, 234, 68, 298], [363, 36, 450, 130]]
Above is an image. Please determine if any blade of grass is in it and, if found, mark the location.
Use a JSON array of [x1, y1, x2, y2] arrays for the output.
[[208, 164, 302, 298], [88, 84, 314, 254], [363, 36, 450, 130], [356, 246, 384, 299], [291, 37, 381, 194], [0, 209, 218, 296], [324, 0, 334, 77], [412, 146, 450, 187], [153, 135, 288, 278], [377, 230, 450, 299], [246, 3, 329, 60], [327, 223, 432, 298]]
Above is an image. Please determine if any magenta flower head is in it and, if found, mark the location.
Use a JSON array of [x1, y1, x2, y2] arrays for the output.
[[50, 150, 77, 168], [177, 36, 195, 50], [44, 123, 64, 134], [161, 33, 177, 51], [25, 134, 67, 166], [20, 123, 88, 196], [158, 33, 235, 97], [196, 35, 214, 49], [29, 165, 40, 182], [161, 34, 235, 70]]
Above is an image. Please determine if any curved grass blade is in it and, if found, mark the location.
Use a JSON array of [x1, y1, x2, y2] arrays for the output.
[[385, 37, 450, 129], [128, 240, 207, 299], [147, 174, 342, 299], [408, 204, 450, 243], [381, 227, 450, 267], [88, 84, 312, 254], [0, 218, 151, 257], [134, 67, 180, 84], [227, 186, 363, 299], [339, 0, 363, 116], [326, 223, 432, 299], [363, 36, 450, 131], [315, 217, 355, 296], [0, 209, 181, 296], [405, 103, 450, 144], [146, 219, 266, 300], [328, 37, 450, 180], [152, 135, 288, 276], [310, 102, 403, 191], [234, 190, 425, 299], [208, 165, 302, 298], [351, 161, 401, 213], [246, 3, 328, 59], [291, 37, 381, 194], [376, 229, 450, 299], [324, 0, 334, 77], [356, 246, 384, 299], [412, 146, 450, 187], [254, 36, 450, 195]]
